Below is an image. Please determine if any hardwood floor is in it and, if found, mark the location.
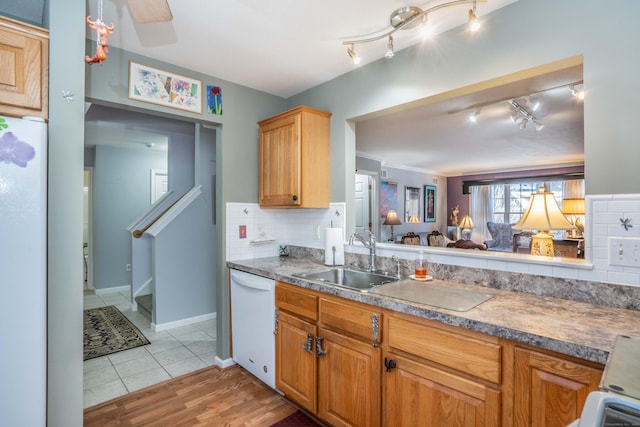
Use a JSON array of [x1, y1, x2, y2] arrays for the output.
[[84, 365, 304, 426]]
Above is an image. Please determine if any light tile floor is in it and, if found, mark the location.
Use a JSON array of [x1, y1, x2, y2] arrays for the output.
[[83, 289, 217, 408]]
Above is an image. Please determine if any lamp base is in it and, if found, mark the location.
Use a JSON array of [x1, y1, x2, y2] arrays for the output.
[[530, 231, 555, 256], [461, 228, 472, 240]]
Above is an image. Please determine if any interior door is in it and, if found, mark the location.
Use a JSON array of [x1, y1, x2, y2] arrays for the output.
[[355, 172, 377, 237]]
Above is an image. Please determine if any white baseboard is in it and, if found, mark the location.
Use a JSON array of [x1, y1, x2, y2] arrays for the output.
[[152, 312, 216, 332], [214, 356, 235, 369], [95, 285, 131, 296]]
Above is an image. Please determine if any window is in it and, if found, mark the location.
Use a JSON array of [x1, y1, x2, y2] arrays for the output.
[[488, 179, 579, 238]]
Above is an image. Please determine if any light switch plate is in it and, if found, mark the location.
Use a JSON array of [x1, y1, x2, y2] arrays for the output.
[[609, 237, 640, 267]]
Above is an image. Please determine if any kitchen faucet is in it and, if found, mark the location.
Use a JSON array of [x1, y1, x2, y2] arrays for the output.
[[349, 230, 377, 272]]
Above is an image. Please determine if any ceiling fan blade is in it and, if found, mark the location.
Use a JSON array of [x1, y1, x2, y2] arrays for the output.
[[126, 0, 173, 23]]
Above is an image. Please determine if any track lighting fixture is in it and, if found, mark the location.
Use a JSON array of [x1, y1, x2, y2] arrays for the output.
[[342, 0, 480, 63], [347, 44, 361, 65], [509, 100, 544, 131]]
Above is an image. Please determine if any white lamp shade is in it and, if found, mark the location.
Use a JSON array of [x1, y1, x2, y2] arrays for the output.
[[513, 190, 575, 231], [562, 198, 585, 215], [459, 215, 474, 229], [383, 210, 402, 226]]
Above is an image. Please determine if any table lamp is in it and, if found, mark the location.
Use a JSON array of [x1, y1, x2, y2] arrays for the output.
[[512, 186, 575, 256], [459, 215, 474, 240], [562, 198, 585, 238], [383, 210, 402, 241], [408, 215, 420, 223]]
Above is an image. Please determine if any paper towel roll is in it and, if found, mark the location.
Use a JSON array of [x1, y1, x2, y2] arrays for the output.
[[324, 228, 345, 266]]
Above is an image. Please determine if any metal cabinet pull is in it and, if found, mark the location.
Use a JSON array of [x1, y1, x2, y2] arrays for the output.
[[302, 333, 313, 353], [315, 336, 327, 357], [371, 313, 380, 347], [384, 357, 397, 372]]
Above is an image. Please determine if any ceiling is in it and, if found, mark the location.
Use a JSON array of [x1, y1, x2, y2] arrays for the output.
[[355, 63, 585, 176], [87, 0, 517, 98], [85, 0, 584, 176]]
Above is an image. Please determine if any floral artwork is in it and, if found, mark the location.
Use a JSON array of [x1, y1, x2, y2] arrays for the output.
[[207, 86, 222, 115], [129, 62, 202, 113], [0, 131, 36, 168]]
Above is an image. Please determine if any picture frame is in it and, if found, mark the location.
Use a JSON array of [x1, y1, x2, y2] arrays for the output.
[[405, 186, 421, 223], [129, 61, 202, 113], [424, 185, 436, 222], [380, 181, 398, 218]]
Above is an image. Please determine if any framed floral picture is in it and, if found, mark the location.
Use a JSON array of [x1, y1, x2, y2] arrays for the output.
[[129, 61, 202, 113], [424, 185, 436, 222]]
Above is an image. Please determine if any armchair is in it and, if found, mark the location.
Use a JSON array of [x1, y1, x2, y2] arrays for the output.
[[484, 222, 518, 252]]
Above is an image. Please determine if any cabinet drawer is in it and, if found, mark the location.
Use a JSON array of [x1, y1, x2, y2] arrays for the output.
[[276, 282, 318, 321], [320, 297, 382, 345], [387, 314, 501, 384]]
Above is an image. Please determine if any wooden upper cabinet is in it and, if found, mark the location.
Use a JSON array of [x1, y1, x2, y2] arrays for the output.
[[258, 106, 331, 208], [0, 16, 49, 120]]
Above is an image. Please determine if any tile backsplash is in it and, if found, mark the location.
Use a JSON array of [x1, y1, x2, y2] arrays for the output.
[[226, 194, 640, 288], [226, 202, 345, 262]]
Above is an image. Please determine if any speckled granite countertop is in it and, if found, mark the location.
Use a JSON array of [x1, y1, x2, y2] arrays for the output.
[[228, 257, 640, 364]]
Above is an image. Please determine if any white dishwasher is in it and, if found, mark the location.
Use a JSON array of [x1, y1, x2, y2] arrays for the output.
[[230, 269, 276, 389]]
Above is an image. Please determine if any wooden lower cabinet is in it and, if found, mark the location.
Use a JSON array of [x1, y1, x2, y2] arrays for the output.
[[318, 327, 381, 427], [275, 310, 317, 413], [275, 282, 381, 426], [513, 347, 602, 427], [384, 355, 501, 427], [275, 282, 603, 427]]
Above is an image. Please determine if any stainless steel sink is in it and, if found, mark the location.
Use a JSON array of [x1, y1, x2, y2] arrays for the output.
[[293, 267, 398, 290]]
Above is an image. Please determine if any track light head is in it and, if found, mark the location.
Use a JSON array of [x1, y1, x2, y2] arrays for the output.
[[468, 8, 480, 32], [385, 35, 394, 59], [570, 84, 585, 100], [347, 44, 361, 65]]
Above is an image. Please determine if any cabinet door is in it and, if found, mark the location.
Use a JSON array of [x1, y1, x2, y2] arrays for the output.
[[275, 310, 317, 412], [383, 355, 501, 427], [318, 327, 381, 427], [0, 16, 48, 119], [259, 112, 301, 207], [513, 347, 602, 427]]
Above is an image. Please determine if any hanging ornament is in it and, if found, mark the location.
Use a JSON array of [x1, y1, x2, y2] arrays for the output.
[[85, 0, 115, 65]]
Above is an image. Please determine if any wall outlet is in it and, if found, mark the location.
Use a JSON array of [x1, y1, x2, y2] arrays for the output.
[[609, 237, 640, 267], [126, 264, 132, 272], [313, 225, 320, 240]]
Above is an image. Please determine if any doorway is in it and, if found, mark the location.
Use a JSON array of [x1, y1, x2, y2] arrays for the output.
[[355, 170, 378, 238], [83, 168, 94, 290]]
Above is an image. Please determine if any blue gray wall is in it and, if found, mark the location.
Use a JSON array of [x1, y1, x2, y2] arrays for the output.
[[93, 145, 167, 289]]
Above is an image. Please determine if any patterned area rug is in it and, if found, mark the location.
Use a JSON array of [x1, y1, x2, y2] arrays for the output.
[[270, 410, 322, 427], [83, 305, 150, 361]]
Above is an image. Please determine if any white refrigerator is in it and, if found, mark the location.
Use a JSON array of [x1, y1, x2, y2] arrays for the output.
[[0, 115, 47, 426]]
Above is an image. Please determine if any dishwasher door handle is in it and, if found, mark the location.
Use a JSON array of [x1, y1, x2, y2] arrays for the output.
[[231, 271, 274, 291]]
